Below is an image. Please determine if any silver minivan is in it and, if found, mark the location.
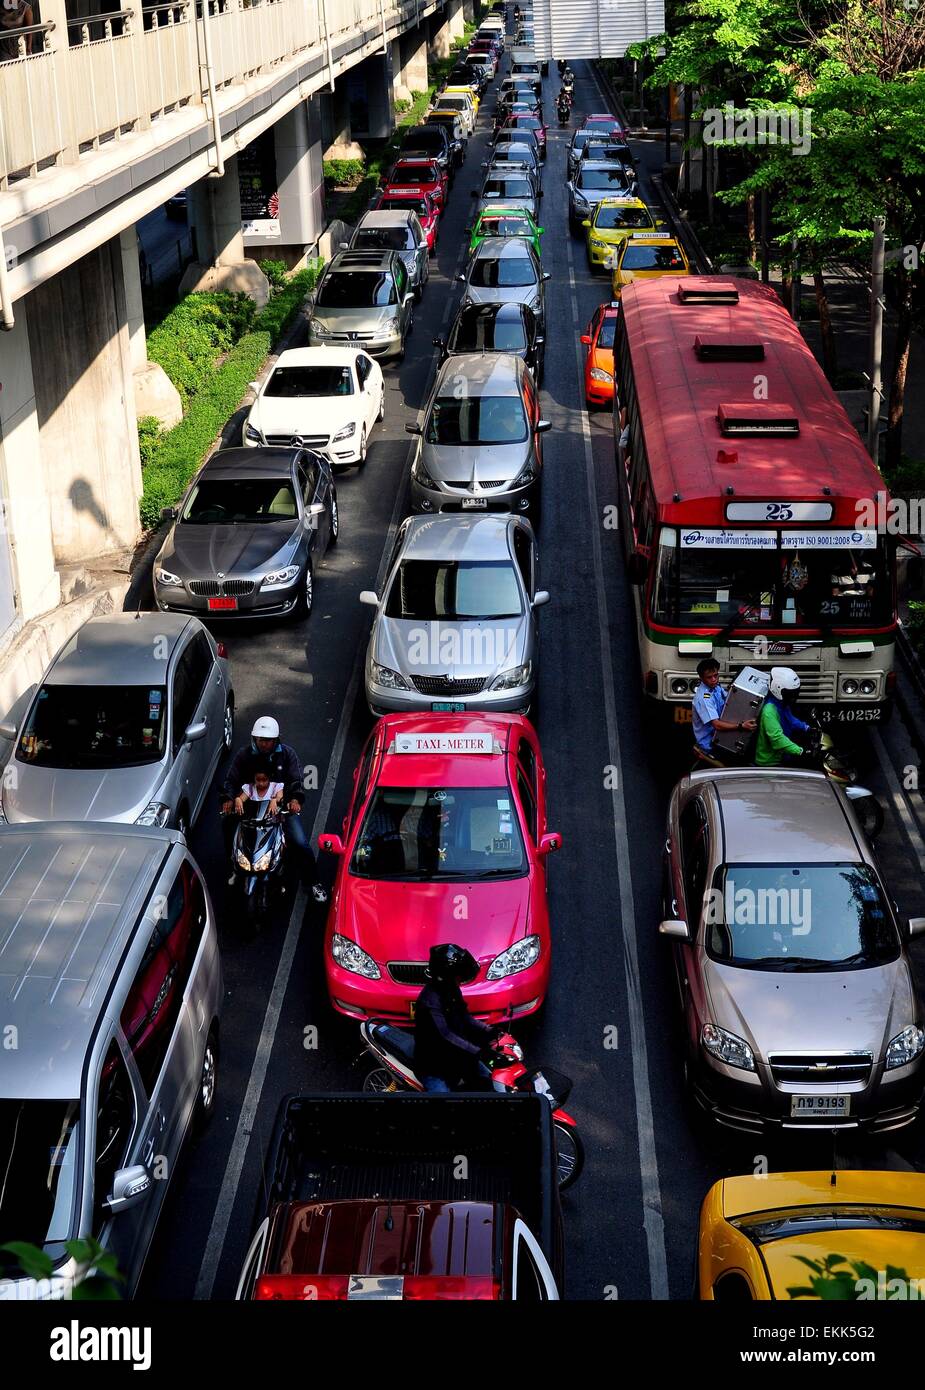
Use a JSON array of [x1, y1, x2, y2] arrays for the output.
[[0, 822, 222, 1298]]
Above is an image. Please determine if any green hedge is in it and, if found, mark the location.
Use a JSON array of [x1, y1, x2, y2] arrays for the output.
[[323, 157, 366, 188], [146, 292, 256, 407], [139, 265, 321, 529]]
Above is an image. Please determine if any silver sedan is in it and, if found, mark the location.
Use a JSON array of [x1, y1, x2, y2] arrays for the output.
[[360, 513, 549, 715]]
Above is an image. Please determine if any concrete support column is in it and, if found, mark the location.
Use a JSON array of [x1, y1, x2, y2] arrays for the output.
[[25, 239, 142, 563], [0, 316, 59, 629], [183, 156, 269, 304], [448, 0, 466, 42], [354, 51, 395, 139], [118, 227, 147, 374], [428, 6, 452, 61], [322, 77, 365, 161], [394, 24, 428, 105], [268, 100, 327, 267], [119, 227, 183, 429], [462, 0, 475, 25]]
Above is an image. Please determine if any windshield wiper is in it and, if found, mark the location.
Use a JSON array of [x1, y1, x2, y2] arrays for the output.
[[746, 955, 836, 971]]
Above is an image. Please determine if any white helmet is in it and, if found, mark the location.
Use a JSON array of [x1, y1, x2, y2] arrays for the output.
[[251, 716, 280, 740], [769, 667, 801, 702]]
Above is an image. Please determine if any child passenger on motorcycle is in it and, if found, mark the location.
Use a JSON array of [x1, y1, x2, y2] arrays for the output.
[[235, 765, 284, 817]]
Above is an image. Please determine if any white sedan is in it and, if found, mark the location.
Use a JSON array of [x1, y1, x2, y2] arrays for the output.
[[243, 346, 385, 466]]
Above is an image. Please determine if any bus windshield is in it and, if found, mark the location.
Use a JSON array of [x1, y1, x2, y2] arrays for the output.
[[651, 527, 892, 629]]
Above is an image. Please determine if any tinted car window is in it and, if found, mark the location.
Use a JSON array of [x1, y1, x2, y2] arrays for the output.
[[265, 365, 354, 396], [381, 198, 430, 217], [620, 244, 686, 270], [426, 395, 529, 445], [0, 1100, 80, 1255], [354, 227, 415, 251], [450, 308, 528, 353], [470, 254, 537, 288], [598, 319, 617, 348], [579, 168, 630, 191], [17, 686, 168, 769], [93, 1042, 135, 1224], [595, 205, 651, 230], [316, 271, 397, 308], [384, 560, 523, 619], [352, 786, 527, 880], [181, 478, 297, 523], [483, 178, 533, 199]]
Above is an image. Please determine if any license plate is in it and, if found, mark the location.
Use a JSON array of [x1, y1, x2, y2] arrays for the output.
[[208, 597, 238, 611], [462, 497, 488, 509], [673, 705, 693, 724], [790, 1094, 851, 1117], [432, 701, 465, 712], [816, 705, 883, 725]]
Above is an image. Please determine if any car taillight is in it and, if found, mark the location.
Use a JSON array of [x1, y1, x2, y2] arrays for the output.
[[216, 641, 229, 659], [403, 1276, 500, 1300], [254, 1275, 350, 1300]]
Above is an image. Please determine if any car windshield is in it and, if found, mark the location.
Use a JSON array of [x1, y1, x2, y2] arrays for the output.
[[451, 309, 528, 353], [513, 118, 541, 131], [585, 145, 629, 162], [478, 217, 532, 238], [351, 786, 527, 880], [316, 271, 397, 308], [385, 560, 522, 619], [17, 684, 168, 768], [483, 178, 532, 199], [620, 243, 686, 270], [705, 864, 899, 968], [393, 162, 438, 183], [383, 198, 429, 217], [470, 254, 536, 287], [597, 318, 617, 348], [651, 527, 892, 629], [355, 227, 415, 251], [571, 131, 591, 152], [0, 1101, 80, 1259], [426, 395, 528, 445], [181, 477, 297, 524], [264, 365, 353, 397], [595, 205, 651, 230], [403, 132, 443, 150], [580, 169, 629, 191]]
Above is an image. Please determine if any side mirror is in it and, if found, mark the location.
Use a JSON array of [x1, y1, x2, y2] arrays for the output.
[[339, 240, 350, 249], [659, 919, 691, 941], [457, 272, 467, 282], [184, 719, 208, 744], [542, 272, 551, 281], [538, 832, 562, 856], [306, 501, 326, 517], [105, 1165, 152, 1216], [532, 590, 550, 607], [470, 188, 479, 196], [538, 189, 544, 197], [535, 419, 551, 433], [535, 334, 545, 345], [909, 917, 925, 938], [0, 718, 17, 741], [580, 333, 592, 345], [405, 421, 422, 435], [359, 590, 380, 607], [247, 380, 260, 393], [582, 219, 591, 228], [319, 832, 345, 855], [160, 506, 178, 521], [432, 337, 445, 349]]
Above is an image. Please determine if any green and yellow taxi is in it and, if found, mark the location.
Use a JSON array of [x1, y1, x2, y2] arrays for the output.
[[467, 207, 544, 261], [582, 196, 659, 274], [610, 231, 690, 297]]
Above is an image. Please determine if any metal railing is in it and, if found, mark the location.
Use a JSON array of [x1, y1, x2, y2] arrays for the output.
[[0, 0, 429, 188]]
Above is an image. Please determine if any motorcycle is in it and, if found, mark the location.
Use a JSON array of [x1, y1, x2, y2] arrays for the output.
[[556, 98, 571, 126], [691, 720, 884, 839], [359, 1018, 585, 1190], [229, 806, 288, 933]]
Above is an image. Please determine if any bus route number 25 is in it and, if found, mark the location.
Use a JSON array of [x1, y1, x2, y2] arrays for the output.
[[765, 503, 794, 521]]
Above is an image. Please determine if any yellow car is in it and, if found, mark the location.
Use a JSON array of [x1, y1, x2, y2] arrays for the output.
[[582, 197, 659, 274], [442, 84, 479, 119], [699, 1170, 925, 1301], [610, 231, 690, 297]]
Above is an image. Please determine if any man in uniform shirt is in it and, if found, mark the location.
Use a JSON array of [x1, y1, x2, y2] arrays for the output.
[[691, 658, 756, 762]]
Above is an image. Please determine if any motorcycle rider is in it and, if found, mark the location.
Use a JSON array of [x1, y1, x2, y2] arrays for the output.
[[755, 667, 810, 766], [414, 943, 504, 1093], [556, 89, 571, 123], [557, 58, 567, 76], [221, 715, 327, 901]]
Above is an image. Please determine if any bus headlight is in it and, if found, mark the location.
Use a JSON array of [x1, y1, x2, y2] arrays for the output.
[[841, 678, 859, 695], [670, 678, 689, 696], [860, 678, 878, 696]]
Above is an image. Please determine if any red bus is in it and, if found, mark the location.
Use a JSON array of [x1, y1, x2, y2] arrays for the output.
[[612, 276, 896, 727]]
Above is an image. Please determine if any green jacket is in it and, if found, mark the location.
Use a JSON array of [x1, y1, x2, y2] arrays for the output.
[[755, 700, 803, 765]]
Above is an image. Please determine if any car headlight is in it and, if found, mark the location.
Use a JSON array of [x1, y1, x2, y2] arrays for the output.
[[701, 1023, 756, 1072], [252, 851, 272, 873], [590, 237, 608, 249], [885, 1024, 925, 1070], [155, 567, 183, 587], [332, 422, 356, 443], [487, 935, 541, 980], [236, 848, 251, 871], [589, 368, 614, 383], [490, 662, 532, 691], [412, 458, 438, 489], [136, 802, 171, 827], [370, 662, 410, 691], [243, 421, 263, 443], [332, 934, 381, 979], [261, 565, 301, 590], [512, 465, 536, 488], [380, 315, 401, 335]]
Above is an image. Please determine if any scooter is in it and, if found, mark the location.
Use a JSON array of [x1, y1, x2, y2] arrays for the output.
[[359, 1018, 585, 1189], [691, 719, 884, 839], [556, 96, 572, 126], [230, 806, 288, 934]]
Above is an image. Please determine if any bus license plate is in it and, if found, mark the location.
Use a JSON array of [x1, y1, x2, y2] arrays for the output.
[[673, 706, 693, 724], [208, 597, 238, 611], [432, 702, 465, 712], [816, 705, 883, 726], [790, 1095, 851, 1117]]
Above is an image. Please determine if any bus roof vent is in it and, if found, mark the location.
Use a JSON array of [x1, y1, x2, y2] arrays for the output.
[[694, 335, 765, 362], [678, 281, 739, 305], [717, 401, 800, 436]]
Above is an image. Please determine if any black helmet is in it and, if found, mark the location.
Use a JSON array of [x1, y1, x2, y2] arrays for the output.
[[427, 943, 479, 986]]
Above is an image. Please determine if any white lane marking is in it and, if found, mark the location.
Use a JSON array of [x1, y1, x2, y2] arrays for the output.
[[565, 232, 670, 1300], [194, 454, 413, 1301], [872, 729, 925, 860]]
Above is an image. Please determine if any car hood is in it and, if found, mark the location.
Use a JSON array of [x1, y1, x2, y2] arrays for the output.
[[336, 876, 531, 963], [2, 759, 166, 824], [247, 395, 355, 439], [373, 615, 529, 681], [702, 956, 917, 1062], [311, 305, 399, 333], [420, 441, 531, 484], [159, 521, 299, 577], [477, 196, 536, 218], [465, 284, 540, 312]]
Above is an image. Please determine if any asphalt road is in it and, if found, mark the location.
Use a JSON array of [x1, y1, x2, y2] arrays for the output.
[[140, 56, 925, 1303]]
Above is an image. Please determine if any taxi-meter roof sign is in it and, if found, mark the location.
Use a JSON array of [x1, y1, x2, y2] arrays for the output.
[[394, 731, 495, 755]]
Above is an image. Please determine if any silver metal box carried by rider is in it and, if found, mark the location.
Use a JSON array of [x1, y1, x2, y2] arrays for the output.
[[712, 665, 769, 757]]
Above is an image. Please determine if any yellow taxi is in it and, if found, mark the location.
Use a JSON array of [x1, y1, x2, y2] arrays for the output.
[[610, 231, 690, 298], [698, 1170, 925, 1301], [582, 197, 659, 274], [442, 84, 479, 119]]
